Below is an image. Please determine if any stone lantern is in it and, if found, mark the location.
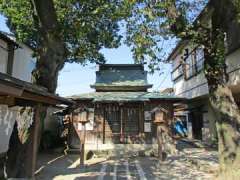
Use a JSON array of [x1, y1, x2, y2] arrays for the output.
[[153, 108, 167, 161]]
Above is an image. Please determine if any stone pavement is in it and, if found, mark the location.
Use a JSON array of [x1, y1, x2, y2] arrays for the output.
[[35, 146, 218, 180]]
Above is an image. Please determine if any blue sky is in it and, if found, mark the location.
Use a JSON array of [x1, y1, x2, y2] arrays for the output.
[[0, 15, 173, 97]]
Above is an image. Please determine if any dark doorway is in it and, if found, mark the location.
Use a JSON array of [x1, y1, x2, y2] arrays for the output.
[[189, 112, 203, 140]]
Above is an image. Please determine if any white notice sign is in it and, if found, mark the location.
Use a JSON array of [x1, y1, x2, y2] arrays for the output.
[[144, 111, 151, 121], [77, 123, 83, 131], [85, 118, 94, 130], [144, 122, 151, 132]]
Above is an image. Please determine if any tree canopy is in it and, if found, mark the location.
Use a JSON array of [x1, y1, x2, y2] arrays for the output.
[[124, 0, 208, 71], [0, 0, 127, 64]]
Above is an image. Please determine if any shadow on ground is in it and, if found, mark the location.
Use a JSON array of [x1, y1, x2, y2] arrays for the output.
[[35, 149, 218, 180]]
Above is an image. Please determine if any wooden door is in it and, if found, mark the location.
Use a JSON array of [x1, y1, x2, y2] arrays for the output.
[[122, 107, 140, 143], [103, 104, 141, 144], [104, 105, 121, 143]]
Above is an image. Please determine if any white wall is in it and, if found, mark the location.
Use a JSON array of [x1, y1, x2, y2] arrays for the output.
[[174, 72, 208, 98], [12, 43, 36, 82]]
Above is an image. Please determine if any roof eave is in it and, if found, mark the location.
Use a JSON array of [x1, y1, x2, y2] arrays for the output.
[[149, 97, 186, 102], [0, 32, 19, 47], [166, 40, 189, 62], [90, 84, 153, 90], [0, 72, 74, 105]]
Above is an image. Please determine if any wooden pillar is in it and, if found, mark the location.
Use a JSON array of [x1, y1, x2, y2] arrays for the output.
[[139, 104, 144, 133], [103, 106, 106, 144], [24, 104, 42, 177], [120, 106, 123, 143], [68, 113, 73, 147]]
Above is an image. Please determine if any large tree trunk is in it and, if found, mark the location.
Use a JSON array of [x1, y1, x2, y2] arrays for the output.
[[4, 0, 67, 178], [164, 0, 240, 176], [203, 1, 240, 177], [209, 85, 240, 178], [31, 0, 67, 93], [204, 52, 240, 178]]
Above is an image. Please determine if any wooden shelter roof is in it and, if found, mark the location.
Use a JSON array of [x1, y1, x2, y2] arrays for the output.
[[69, 92, 185, 103], [0, 72, 73, 106], [0, 31, 19, 47]]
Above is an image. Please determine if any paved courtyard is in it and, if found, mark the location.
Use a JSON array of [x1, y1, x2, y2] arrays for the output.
[[35, 147, 218, 180]]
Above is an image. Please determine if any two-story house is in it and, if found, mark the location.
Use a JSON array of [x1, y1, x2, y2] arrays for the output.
[[168, 8, 240, 142]]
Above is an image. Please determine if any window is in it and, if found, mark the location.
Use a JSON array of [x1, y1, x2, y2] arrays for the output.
[[0, 40, 8, 73], [184, 47, 205, 79], [171, 64, 183, 81], [185, 53, 196, 79], [195, 48, 204, 72]]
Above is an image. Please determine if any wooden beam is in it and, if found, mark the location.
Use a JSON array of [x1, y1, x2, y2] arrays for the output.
[[0, 83, 23, 96], [0, 96, 15, 106], [21, 91, 61, 105]]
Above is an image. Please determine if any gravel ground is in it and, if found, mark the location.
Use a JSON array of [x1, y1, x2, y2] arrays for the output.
[[35, 145, 218, 180]]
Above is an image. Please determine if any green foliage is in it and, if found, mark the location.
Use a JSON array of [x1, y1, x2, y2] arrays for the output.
[[0, 0, 208, 71], [0, 0, 126, 64], [232, 0, 240, 22], [124, 0, 208, 71], [125, 1, 170, 67]]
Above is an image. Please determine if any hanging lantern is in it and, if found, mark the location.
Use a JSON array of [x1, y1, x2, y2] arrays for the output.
[[78, 111, 89, 124], [154, 109, 166, 124]]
